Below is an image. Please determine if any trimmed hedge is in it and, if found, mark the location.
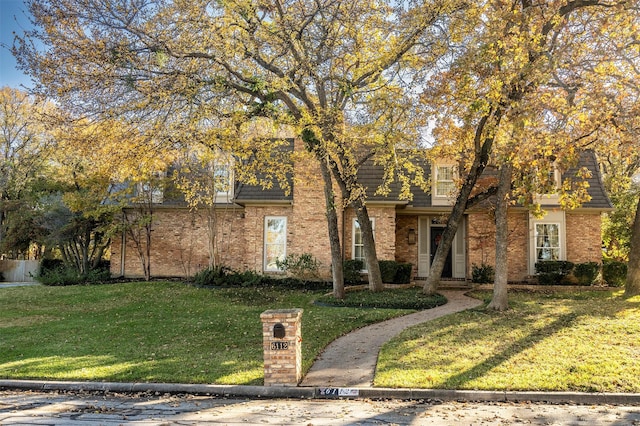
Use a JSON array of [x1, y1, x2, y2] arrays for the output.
[[535, 261, 575, 285], [343, 259, 365, 285], [378, 260, 413, 284], [603, 260, 627, 287], [191, 266, 331, 290], [573, 262, 599, 286]]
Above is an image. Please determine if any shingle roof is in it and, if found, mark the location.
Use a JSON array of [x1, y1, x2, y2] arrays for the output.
[[562, 150, 613, 209], [234, 138, 294, 203], [229, 144, 612, 210]]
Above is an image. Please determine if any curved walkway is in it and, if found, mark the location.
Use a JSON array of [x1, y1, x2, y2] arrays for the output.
[[301, 290, 483, 388]]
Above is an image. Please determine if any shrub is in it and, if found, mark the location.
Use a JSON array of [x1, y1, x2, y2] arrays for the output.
[[192, 266, 331, 290], [192, 265, 233, 287], [377, 260, 413, 284], [393, 263, 413, 284], [275, 253, 321, 281], [472, 263, 495, 284], [343, 259, 364, 285], [378, 260, 398, 283], [40, 258, 64, 275], [535, 261, 575, 285], [37, 263, 111, 286], [0, 271, 4, 282], [573, 262, 600, 286], [603, 260, 627, 287]]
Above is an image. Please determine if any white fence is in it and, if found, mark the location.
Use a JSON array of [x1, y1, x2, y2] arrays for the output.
[[0, 260, 40, 282]]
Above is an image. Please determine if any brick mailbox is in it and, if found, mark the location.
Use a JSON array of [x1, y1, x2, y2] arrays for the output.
[[260, 308, 303, 386]]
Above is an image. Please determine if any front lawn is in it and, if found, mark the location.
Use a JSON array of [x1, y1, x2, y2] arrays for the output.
[[0, 281, 412, 385], [376, 290, 640, 392]]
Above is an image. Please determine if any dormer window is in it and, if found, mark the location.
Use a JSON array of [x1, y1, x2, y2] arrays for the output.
[[137, 171, 165, 204], [432, 162, 457, 206], [435, 165, 456, 197], [211, 160, 234, 203], [534, 159, 561, 204]]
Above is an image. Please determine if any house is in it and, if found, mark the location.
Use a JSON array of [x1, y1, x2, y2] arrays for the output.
[[109, 139, 612, 283]]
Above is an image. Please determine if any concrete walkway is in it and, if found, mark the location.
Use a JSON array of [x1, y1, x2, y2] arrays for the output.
[[301, 290, 483, 387], [0, 282, 39, 288]]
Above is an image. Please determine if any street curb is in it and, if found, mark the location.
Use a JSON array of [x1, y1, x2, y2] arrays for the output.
[[1, 380, 639, 405]]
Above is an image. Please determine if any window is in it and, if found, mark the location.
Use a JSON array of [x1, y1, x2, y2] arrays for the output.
[[264, 217, 287, 272], [434, 164, 456, 197], [213, 164, 232, 194], [529, 211, 566, 274], [353, 218, 375, 265], [533, 160, 561, 204], [138, 171, 165, 204], [535, 223, 560, 261]]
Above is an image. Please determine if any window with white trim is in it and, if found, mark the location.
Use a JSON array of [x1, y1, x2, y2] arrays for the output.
[[264, 217, 287, 272], [431, 162, 458, 206], [535, 223, 561, 261], [353, 218, 375, 265], [436, 165, 455, 197], [138, 171, 165, 204]]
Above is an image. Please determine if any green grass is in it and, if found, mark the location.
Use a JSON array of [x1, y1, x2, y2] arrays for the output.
[[316, 287, 447, 309], [0, 282, 411, 385], [376, 290, 640, 392]]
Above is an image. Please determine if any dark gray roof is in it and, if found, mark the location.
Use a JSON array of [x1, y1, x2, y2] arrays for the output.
[[168, 143, 610, 210], [359, 149, 611, 210], [234, 139, 294, 203], [561, 149, 613, 209], [358, 154, 433, 207]]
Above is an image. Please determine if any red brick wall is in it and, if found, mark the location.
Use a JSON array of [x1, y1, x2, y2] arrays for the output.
[[395, 215, 418, 276], [467, 211, 529, 282], [110, 207, 246, 278], [343, 206, 396, 261], [290, 144, 339, 277], [566, 213, 602, 263]]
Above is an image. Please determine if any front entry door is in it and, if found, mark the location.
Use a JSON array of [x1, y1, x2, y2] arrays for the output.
[[430, 226, 453, 278]]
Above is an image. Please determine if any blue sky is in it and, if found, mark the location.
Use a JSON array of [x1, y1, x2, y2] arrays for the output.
[[0, 0, 34, 88]]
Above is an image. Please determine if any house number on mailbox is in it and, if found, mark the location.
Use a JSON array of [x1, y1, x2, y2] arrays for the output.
[[270, 341, 289, 350]]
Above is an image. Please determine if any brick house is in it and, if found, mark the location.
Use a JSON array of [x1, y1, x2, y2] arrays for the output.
[[110, 140, 612, 283]]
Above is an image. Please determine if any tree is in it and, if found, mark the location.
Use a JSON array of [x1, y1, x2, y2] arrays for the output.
[[0, 87, 51, 257], [173, 145, 237, 271], [487, 161, 513, 311], [16, 0, 461, 295], [421, 0, 636, 294]]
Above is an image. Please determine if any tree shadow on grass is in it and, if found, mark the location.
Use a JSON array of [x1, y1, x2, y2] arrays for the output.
[[440, 312, 579, 389]]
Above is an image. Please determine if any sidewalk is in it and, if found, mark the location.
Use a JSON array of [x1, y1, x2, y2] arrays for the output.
[[301, 290, 483, 387], [0, 281, 39, 288], [1, 289, 639, 406]]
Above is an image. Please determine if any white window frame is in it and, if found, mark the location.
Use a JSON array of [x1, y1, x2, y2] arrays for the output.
[[534, 161, 561, 204], [529, 211, 566, 274], [353, 218, 375, 270], [138, 171, 165, 204], [535, 223, 561, 262], [264, 216, 287, 272], [432, 163, 457, 206], [212, 160, 234, 203]]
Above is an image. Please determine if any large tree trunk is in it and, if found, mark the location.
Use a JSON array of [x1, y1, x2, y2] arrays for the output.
[[318, 156, 345, 299], [423, 112, 501, 295], [302, 129, 345, 298], [352, 199, 384, 292], [488, 162, 512, 311], [624, 194, 640, 297]]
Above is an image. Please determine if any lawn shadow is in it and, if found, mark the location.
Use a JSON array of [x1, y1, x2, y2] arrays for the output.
[[441, 311, 578, 389]]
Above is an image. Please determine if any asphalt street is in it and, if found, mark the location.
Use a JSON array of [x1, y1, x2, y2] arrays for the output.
[[2, 390, 640, 425]]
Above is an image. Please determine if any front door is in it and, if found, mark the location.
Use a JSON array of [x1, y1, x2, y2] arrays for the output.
[[417, 216, 466, 279], [430, 226, 453, 278]]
